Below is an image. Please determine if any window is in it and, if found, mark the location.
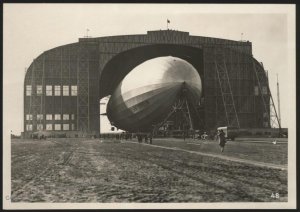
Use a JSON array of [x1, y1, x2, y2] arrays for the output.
[[54, 85, 61, 96], [262, 86, 268, 95], [55, 114, 61, 120], [71, 85, 77, 96], [55, 124, 61, 131], [63, 114, 69, 120], [46, 124, 52, 131], [71, 114, 75, 120], [63, 86, 69, 96], [254, 86, 259, 96], [46, 85, 52, 96], [71, 124, 75, 130], [26, 114, 33, 120], [26, 85, 32, 96], [63, 124, 69, 131], [37, 85, 43, 95], [46, 114, 52, 120], [26, 124, 32, 131], [37, 124, 43, 131], [37, 114, 43, 120]]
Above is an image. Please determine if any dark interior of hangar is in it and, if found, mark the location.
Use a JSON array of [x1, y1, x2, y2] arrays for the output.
[[100, 44, 204, 132], [105, 55, 203, 133], [99, 44, 204, 99]]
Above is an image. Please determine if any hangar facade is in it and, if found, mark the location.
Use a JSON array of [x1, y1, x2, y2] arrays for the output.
[[23, 30, 276, 137]]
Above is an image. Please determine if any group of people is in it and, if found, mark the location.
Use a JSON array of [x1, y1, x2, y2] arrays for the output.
[[137, 133, 153, 144], [110, 129, 227, 152]]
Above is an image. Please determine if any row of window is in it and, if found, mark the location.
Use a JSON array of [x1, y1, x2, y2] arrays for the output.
[[26, 123, 75, 131], [26, 85, 77, 96], [26, 114, 75, 121], [254, 86, 268, 95]]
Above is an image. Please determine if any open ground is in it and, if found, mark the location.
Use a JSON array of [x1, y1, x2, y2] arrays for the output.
[[11, 138, 287, 202]]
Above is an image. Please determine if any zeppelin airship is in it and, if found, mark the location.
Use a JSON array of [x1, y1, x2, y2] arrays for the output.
[[106, 56, 202, 132]]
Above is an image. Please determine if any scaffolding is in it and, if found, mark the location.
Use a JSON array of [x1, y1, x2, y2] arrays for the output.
[[152, 83, 197, 137], [77, 45, 90, 134], [252, 61, 281, 129], [214, 50, 240, 128]]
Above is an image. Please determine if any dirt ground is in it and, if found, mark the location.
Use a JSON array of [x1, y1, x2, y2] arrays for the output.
[[11, 138, 287, 202]]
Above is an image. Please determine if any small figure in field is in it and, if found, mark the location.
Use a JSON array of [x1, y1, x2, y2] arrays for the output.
[[144, 134, 148, 143], [218, 129, 226, 152], [201, 132, 208, 141], [137, 134, 142, 143], [149, 133, 153, 144]]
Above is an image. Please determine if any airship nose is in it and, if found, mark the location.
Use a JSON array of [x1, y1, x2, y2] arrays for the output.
[[119, 56, 202, 97]]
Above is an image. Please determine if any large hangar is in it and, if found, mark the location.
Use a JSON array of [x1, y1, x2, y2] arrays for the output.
[[23, 29, 277, 137]]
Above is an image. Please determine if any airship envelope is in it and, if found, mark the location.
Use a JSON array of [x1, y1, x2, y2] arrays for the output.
[[107, 56, 202, 132]]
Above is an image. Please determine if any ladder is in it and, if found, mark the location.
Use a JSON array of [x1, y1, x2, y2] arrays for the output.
[[215, 55, 240, 128], [252, 61, 281, 129]]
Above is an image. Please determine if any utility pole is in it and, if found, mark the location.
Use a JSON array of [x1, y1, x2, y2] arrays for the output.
[[277, 74, 281, 126]]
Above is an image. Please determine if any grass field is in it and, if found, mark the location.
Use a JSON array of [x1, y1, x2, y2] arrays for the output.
[[11, 138, 287, 202], [152, 138, 287, 165]]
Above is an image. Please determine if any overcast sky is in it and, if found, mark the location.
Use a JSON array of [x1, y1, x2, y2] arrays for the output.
[[3, 4, 295, 134]]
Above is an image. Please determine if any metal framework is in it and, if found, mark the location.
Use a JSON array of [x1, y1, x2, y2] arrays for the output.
[[214, 51, 240, 128], [252, 61, 281, 129], [152, 84, 195, 136], [77, 46, 90, 133]]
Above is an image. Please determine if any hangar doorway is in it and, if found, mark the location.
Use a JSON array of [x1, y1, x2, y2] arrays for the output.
[[99, 44, 204, 133]]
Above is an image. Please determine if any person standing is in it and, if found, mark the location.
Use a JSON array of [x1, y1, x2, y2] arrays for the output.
[[201, 132, 208, 140], [149, 133, 153, 144], [218, 129, 226, 152], [137, 133, 142, 143]]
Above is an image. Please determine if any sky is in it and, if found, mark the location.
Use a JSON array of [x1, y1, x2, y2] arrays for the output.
[[3, 4, 295, 135]]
